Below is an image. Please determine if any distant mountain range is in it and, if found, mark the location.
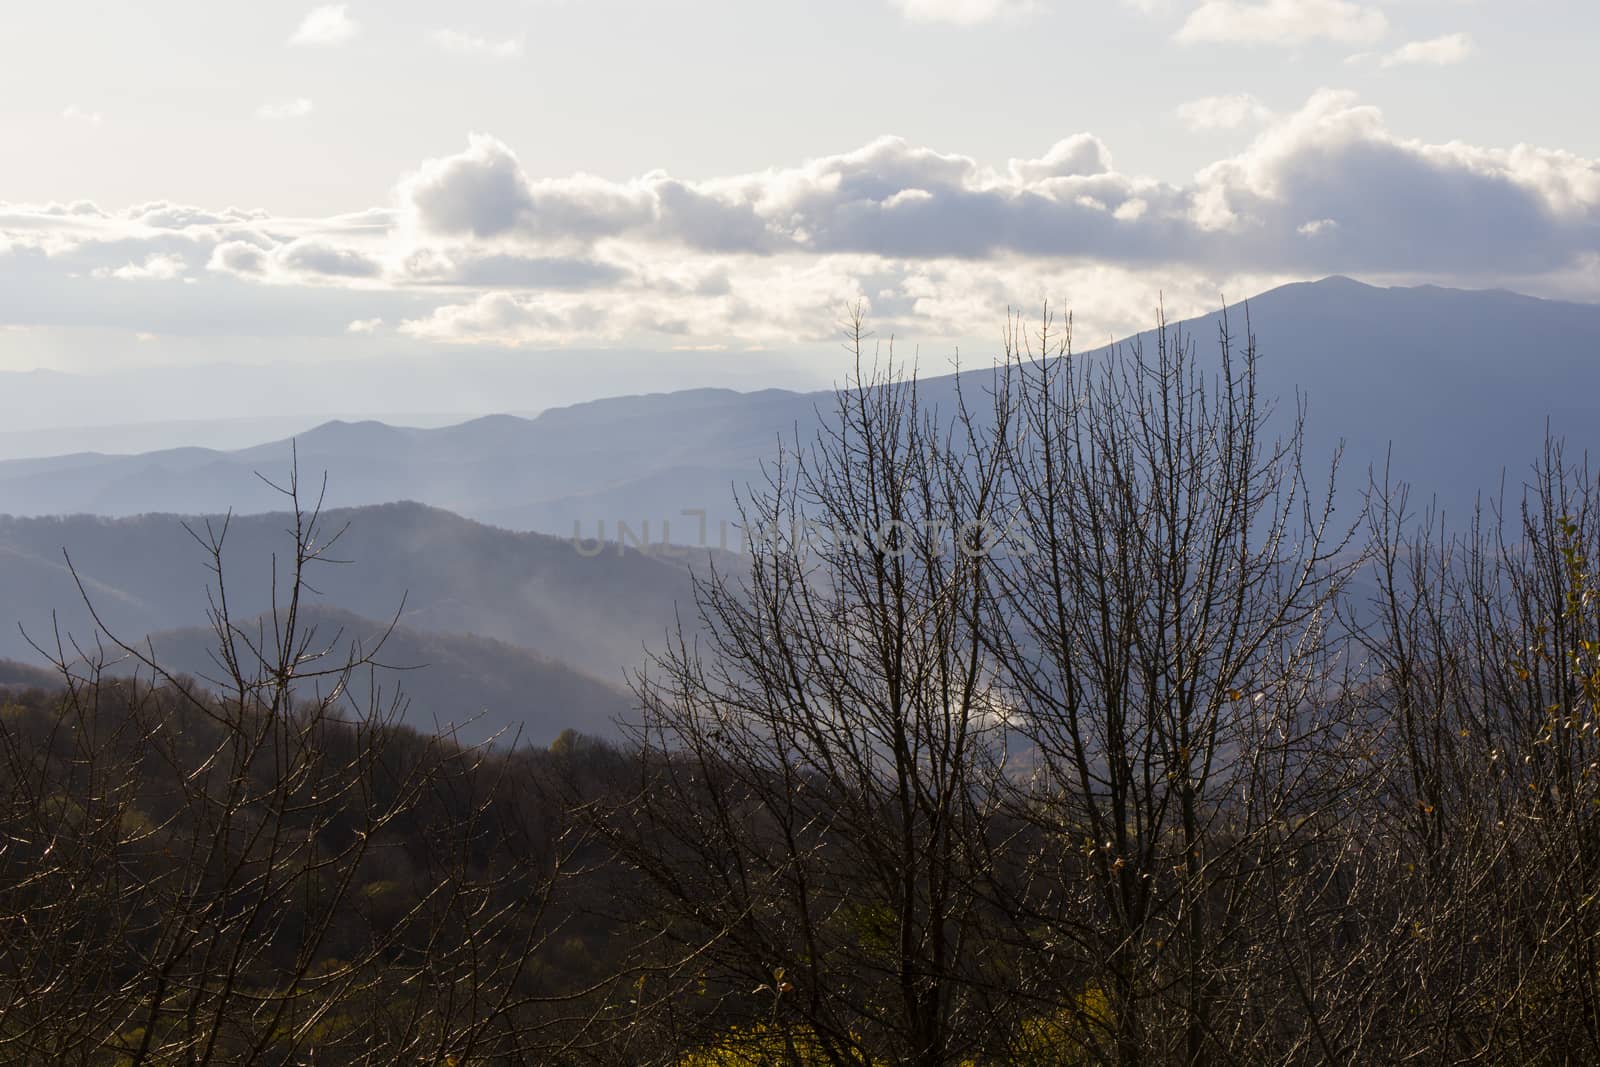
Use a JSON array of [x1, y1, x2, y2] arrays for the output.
[[0, 658, 57, 691], [0, 388, 814, 538], [0, 502, 700, 738], [2, 278, 1597, 537], [4, 276, 1598, 741], [123, 606, 635, 745]]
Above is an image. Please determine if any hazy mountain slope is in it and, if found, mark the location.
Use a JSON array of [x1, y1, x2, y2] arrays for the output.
[[0, 658, 58, 690], [0, 416, 474, 463], [127, 606, 635, 745], [0, 387, 825, 531], [1154, 278, 1600, 517], [2, 278, 1597, 531], [0, 502, 700, 682]]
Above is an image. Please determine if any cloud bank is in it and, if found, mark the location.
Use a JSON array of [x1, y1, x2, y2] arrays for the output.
[[3, 91, 1598, 350]]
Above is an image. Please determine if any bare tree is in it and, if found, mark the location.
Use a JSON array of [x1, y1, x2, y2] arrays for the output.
[[598, 314, 1023, 1066], [0, 463, 599, 1065], [979, 306, 1362, 1063], [1347, 441, 1600, 1062]]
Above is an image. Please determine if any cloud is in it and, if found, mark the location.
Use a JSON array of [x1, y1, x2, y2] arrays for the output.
[[887, 0, 1039, 25], [290, 4, 358, 47], [430, 29, 523, 59], [6, 90, 1600, 350], [386, 93, 1593, 274], [401, 249, 629, 288], [400, 134, 653, 241], [393, 256, 1281, 352], [400, 135, 539, 239], [384, 99, 1600, 299], [130, 204, 223, 228], [2, 200, 108, 222], [1007, 135, 1113, 182], [256, 98, 315, 120], [206, 235, 382, 280], [96, 254, 189, 282], [208, 241, 271, 276], [397, 256, 874, 347], [1176, 94, 1274, 132], [61, 105, 103, 126], [1189, 89, 1600, 272], [1381, 32, 1473, 67], [1177, 0, 1388, 46], [23, 98, 1600, 283], [347, 317, 383, 334], [275, 239, 382, 278]]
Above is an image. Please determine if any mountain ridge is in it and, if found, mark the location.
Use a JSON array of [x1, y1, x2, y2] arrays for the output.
[[2, 277, 1597, 535], [121, 604, 635, 744], [0, 501, 702, 685]]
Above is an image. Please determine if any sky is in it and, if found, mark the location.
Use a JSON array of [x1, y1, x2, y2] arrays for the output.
[[2, 0, 1598, 415]]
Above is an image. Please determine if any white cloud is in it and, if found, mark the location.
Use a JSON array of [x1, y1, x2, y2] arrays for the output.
[[289, 4, 358, 47], [400, 134, 654, 241], [124, 203, 260, 228], [397, 256, 873, 347], [256, 98, 315, 120], [1381, 32, 1473, 68], [206, 236, 381, 280], [1176, 94, 1274, 132], [1177, 0, 1388, 46], [97, 254, 189, 281], [1007, 135, 1113, 182], [400, 135, 538, 239], [347, 317, 384, 334], [888, 0, 1038, 25], [1298, 218, 1338, 235], [430, 29, 523, 59], [61, 105, 103, 126]]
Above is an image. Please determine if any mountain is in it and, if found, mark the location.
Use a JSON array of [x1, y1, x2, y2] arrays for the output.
[[1, 278, 1597, 533], [0, 502, 700, 685], [0, 388, 819, 538], [0, 414, 480, 463], [1182, 277, 1600, 520], [0, 658, 57, 691], [123, 606, 635, 745], [5, 276, 1597, 743]]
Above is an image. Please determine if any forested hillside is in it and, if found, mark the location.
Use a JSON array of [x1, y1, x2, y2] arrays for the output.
[[127, 606, 635, 745], [0, 501, 698, 688]]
